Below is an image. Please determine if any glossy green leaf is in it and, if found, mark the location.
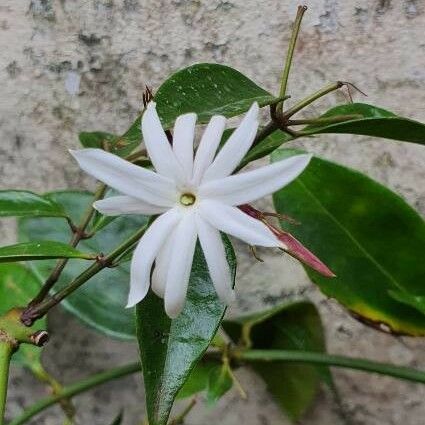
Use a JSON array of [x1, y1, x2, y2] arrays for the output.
[[388, 290, 425, 316], [136, 237, 236, 425], [0, 190, 67, 219], [206, 364, 233, 406], [0, 264, 46, 369], [302, 103, 425, 144], [176, 360, 218, 400], [243, 130, 293, 165], [78, 131, 139, 159], [0, 241, 93, 263], [19, 191, 148, 339], [243, 103, 425, 166], [224, 301, 326, 421], [124, 63, 277, 142], [272, 149, 425, 335]]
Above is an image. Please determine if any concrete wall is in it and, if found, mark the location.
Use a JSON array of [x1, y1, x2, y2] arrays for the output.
[[1, 1, 425, 424]]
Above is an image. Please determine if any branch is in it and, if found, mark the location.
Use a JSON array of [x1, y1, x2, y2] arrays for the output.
[[235, 349, 425, 384], [8, 363, 141, 425], [278, 5, 308, 101], [29, 183, 106, 306], [21, 218, 153, 326]]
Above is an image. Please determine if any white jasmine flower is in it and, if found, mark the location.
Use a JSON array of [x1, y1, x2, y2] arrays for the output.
[[71, 102, 311, 318]]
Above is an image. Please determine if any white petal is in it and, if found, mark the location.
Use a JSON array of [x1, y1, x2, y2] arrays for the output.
[[142, 102, 186, 183], [202, 103, 259, 181], [151, 228, 176, 298], [199, 154, 312, 205], [164, 211, 198, 318], [196, 215, 235, 304], [198, 200, 278, 247], [192, 115, 226, 185], [173, 113, 196, 180], [94, 196, 168, 216], [70, 148, 177, 207], [126, 208, 181, 307]]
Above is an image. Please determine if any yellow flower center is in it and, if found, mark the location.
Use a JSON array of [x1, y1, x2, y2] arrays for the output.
[[180, 193, 196, 206]]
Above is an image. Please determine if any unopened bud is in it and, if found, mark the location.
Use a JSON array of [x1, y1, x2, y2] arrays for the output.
[[239, 204, 335, 278]]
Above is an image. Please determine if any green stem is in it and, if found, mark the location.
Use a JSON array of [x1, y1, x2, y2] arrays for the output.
[[287, 114, 363, 126], [0, 343, 13, 425], [31, 364, 76, 421], [278, 5, 308, 100], [281, 81, 345, 120], [235, 349, 425, 384], [21, 218, 152, 326], [9, 363, 141, 425], [168, 398, 197, 425], [29, 184, 107, 305]]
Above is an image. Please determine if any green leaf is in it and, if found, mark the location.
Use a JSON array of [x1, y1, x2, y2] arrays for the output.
[[19, 191, 148, 339], [243, 130, 293, 165], [124, 63, 277, 142], [206, 364, 233, 406], [0, 264, 46, 369], [176, 360, 218, 400], [243, 103, 425, 166], [0, 190, 67, 219], [303, 103, 425, 144], [0, 241, 93, 263], [136, 237, 236, 425], [78, 131, 139, 159], [224, 301, 326, 421], [388, 290, 425, 316], [272, 149, 425, 336]]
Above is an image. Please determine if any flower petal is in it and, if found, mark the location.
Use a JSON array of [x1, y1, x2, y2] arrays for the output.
[[192, 115, 226, 185], [151, 228, 176, 298], [199, 154, 312, 205], [126, 208, 181, 307], [142, 102, 186, 182], [70, 148, 177, 207], [164, 211, 198, 318], [198, 200, 278, 247], [94, 196, 168, 216], [196, 215, 235, 304], [202, 102, 259, 181], [173, 113, 196, 180]]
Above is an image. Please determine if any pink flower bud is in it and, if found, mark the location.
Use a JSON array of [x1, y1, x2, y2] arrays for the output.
[[239, 204, 335, 278]]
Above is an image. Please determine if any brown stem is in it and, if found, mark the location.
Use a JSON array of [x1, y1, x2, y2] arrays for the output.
[[21, 219, 152, 326], [28, 184, 106, 307]]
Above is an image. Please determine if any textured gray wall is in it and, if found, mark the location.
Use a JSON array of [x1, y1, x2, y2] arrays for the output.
[[1, 1, 425, 424]]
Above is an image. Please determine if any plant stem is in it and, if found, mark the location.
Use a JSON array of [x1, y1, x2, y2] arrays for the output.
[[0, 342, 13, 425], [252, 121, 279, 148], [278, 5, 308, 101], [168, 398, 197, 425], [31, 364, 76, 422], [235, 349, 425, 384], [281, 81, 345, 120], [287, 114, 363, 126], [9, 363, 141, 425], [29, 184, 106, 306], [21, 219, 152, 326]]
